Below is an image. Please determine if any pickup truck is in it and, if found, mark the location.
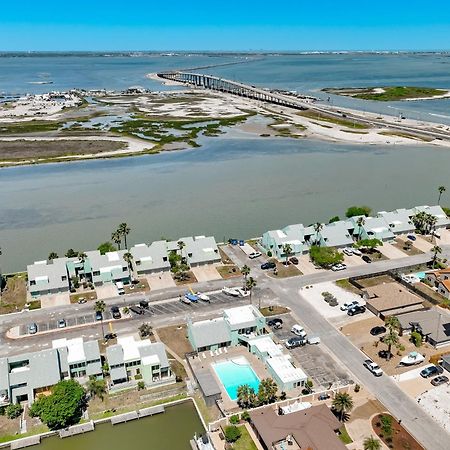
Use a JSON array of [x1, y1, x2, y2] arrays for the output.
[[363, 359, 383, 377]]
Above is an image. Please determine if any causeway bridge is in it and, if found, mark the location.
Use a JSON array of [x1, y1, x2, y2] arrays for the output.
[[157, 71, 450, 142], [157, 71, 308, 110]]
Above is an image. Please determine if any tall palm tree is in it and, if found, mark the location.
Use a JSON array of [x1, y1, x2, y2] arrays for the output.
[[119, 223, 131, 249], [431, 245, 442, 268], [357, 216, 366, 240], [383, 330, 399, 361], [438, 185, 446, 204], [246, 276, 257, 305], [123, 251, 134, 280], [282, 243, 292, 266], [385, 315, 400, 331], [177, 240, 186, 261], [237, 384, 256, 408], [48, 252, 58, 261], [313, 223, 323, 245], [332, 392, 354, 421], [241, 265, 250, 284], [94, 300, 106, 339], [363, 436, 381, 450], [111, 231, 122, 250]]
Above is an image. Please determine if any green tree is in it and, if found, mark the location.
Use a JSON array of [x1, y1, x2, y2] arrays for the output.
[[282, 243, 293, 266], [332, 392, 354, 421], [380, 415, 393, 437], [309, 245, 344, 268], [313, 222, 323, 245], [86, 376, 106, 401], [177, 240, 186, 261], [48, 252, 58, 261], [431, 245, 442, 268], [356, 216, 366, 240], [241, 265, 250, 284], [5, 403, 23, 419], [29, 380, 86, 430], [118, 223, 131, 249], [443, 207, 450, 218], [123, 251, 134, 278], [410, 331, 423, 347], [346, 206, 371, 218], [329, 216, 340, 223], [257, 378, 278, 405], [438, 185, 446, 204], [224, 425, 241, 443], [363, 436, 381, 450], [94, 300, 106, 339], [65, 249, 78, 258], [382, 331, 399, 361], [236, 384, 257, 409], [139, 322, 153, 338], [246, 276, 257, 305], [111, 231, 122, 250], [354, 238, 383, 251], [97, 242, 116, 255]]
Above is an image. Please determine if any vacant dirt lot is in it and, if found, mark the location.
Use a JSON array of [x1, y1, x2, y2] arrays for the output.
[[156, 324, 193, 358], [0, 139, 126, 160]]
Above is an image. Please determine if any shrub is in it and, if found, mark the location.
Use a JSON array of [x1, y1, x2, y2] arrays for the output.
[[224, 425, 241, 443], [380, 415, 393, 437], [410, 331, 422, 347], [6, 404, 23, 419], [354, 384, 360, 393], [279, 391, 287, 400], [241, 411, 250, 422], [346, 205, 371, 218], [267, 251, 272, 257], [137, 381, 145, 391], [134, 373, 143, 380], [175, 375, 183, 382], [229, 414, 240, 425]]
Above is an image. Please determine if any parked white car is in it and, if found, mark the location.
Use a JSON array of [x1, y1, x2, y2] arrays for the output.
[[249, 251, 262, 259], [331, 263, 346, 271], [291, 324, 307, 338], [343, 248, 353, 256], [352, 248, 362, 256], [196, 292, 210, 302], [307, 335, 321, 345], [115, 281, 125, 295], [340, 300, 359, 311]]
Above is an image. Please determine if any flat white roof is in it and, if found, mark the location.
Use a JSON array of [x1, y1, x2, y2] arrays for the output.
[[141, 354, 160, 366], [224, 305, 257, 325], [100, 264, 122, 273], [140, 256, 153, 262], [107, 252, 120, 262], [52, 337, 86, 363], [35, 275, 49, 282], [275, 230, 287, 238], [266, 355, 307, 383], [250, 336, 282, 358], [118, 336, 142, 361]]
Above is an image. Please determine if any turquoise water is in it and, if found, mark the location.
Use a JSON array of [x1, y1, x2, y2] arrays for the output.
[[213, 358, 260, 400], [414, 271, 426, 279]]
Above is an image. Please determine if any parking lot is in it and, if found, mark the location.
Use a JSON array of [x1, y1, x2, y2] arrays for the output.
[[271, 314, 352, 389], [18, 287, 275, 337]]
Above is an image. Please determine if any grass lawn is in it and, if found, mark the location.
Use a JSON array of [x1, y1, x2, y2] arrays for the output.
[[260, 305, 290, 316], [70, 291, 97, 304], [233, 425, 258, 450], [0, 273, 27, 314], [156, 324, 193, 358], [335, 279, 362, 295], [355, 86, 446, 101], [217, 265, 241, 279], [338, 425, 353, 444], [267, 261, 302, 279], [298, 110, 369, 129]]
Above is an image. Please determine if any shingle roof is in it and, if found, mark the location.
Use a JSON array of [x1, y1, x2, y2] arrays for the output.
[[190, 318, 231, 348]]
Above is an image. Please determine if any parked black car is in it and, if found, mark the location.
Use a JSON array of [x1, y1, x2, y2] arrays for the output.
[[267, 318, 283, 329], [289, 257, 299, 265], [431, 375, 449, 386], [420, 365, 443, 378], [104, 333, 117, 341], [347, 305, 366, 316], [130, 306, 145, 315], [362, 255, 372, 264], [261, 262, 276, 270], [95, 311, 103, 321], [139, 300, 149, 309], [111, 306, 121, 319], [370, 326, 386, 336]]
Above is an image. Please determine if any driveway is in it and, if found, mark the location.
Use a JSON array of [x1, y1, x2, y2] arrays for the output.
[[191, 264, 221, 282], [95, 284, 118, 300], [343, 254, 365, 267], [378, 242, 407, 259], [413, 236, 434, 252], [145, 272, 176, 290], [40, 293, 70, 308], [298, 255, 322, 275], [437, 229, 450, 245]]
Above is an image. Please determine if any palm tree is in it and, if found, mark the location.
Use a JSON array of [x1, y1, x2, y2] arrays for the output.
[[363, 436, 381, 450], [257, 378, 278, 405], [383, 330, 399, 361], [385, 315, 400, 331], [177, 240, 186, 261], [438, 185, 446, 204], [48, 252, 58, 261], [332, 392, 354, 421], [357, 216, 366, 240], [241, 265, 250, 284], [87, 375, 106, 401], [123, 251, 134, 280], [246, 276, 257, 305], [282, 243, 292, 266], [111, 231, 122, 250], [119, 223, 131, 249], [431, 245, 442, 268], [94, 300, 106, 339], [313, 223, 323, 245], [237, 384, 256, 409]]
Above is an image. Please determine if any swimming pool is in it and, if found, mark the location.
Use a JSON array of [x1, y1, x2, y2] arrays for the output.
[[213, 357, 260, 401], [414, 271, 426, 279]]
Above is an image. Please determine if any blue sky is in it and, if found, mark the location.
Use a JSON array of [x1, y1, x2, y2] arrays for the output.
[[1, 0, 450, 51]]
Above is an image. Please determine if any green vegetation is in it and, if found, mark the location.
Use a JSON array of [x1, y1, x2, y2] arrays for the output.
[[339, 425, 354, 444], [332, 392, 354, 421], [97, 241, 117, 255], [237, 378, 278, 409], [259, 305, 290, 316], [232, 425, 258, 450], [410, 331, 423, 347], [30, 379, 86, 430], [309, 245, 344, 268], [229, 414, 240, 425], [299, 110, 369, 129], [354, 86, 447, 101], [346, 205, 371, 217], [0, 120, 62, 134], [329, 215, 340, 223], [86, 376, 107, 400], [5, 404, 23, 419], [354, 238, 383, 251], [442, 207, 450, 217], [383, 317, 401, 361], [224, 425, 242, 443], [363, 436, 381, 450]]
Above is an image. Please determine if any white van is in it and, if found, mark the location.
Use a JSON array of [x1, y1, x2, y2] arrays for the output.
[[291, 324, 307, 338], [116, 281, 125, 295], [307, 336, 321, 345]]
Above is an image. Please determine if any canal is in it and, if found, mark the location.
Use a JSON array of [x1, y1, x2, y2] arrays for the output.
[[36, 401, 204, 450]]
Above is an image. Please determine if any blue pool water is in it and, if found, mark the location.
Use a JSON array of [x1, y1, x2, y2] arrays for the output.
[[213, 358, 260, 401], [414, 271, 426, 279]]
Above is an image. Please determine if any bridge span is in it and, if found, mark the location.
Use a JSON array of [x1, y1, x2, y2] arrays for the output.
[[157, 71, 308, 110]]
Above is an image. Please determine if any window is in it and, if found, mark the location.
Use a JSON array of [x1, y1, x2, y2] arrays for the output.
[[62, 276, 67, 281], [136, 260, 141, 266], [163, 257, 168, 262], [30, 280, 36, 286], [188, 253, 192, 258], [93, 271, 100, 276], [122, 266, 127, 272]]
